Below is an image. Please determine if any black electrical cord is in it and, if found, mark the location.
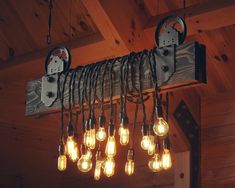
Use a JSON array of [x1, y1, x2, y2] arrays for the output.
[[80, 65, 92, 133], [68, 69, 76, 122], [139, 52, 148, 125], [130, 103, 139, 149], [77, 65, 87, 133], [100, 60, 109, 116], [150, 49, 163, 117], [127, 51, 150, 104], [89, 62, 103, 129], [123, 56, 129, 118], [165, 92, 169, 122], [58, 70, 71, 142], [119, 56, 127, 120], [108, 59, 116, 136], [84, 64, 95, 131]]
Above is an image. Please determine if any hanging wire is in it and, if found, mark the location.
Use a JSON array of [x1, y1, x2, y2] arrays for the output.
[[139, 52, 148, 125], [130, 103, 139, 149], [58, 70, 71, 142], [123, 56, 130, 117], [100, 60, 109, 116], [119, 56, 127, 119], [109, 59, 116, 126], [165, 92, 169, 122], [183, 0, 186, 20], [46, 0, 53, 45], [91, 62, 103, 120]]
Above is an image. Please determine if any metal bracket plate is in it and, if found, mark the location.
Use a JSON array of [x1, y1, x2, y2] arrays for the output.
[[47, 56, 64, 75], [155, 45, 175, 85], [41, 74, 58, 107]]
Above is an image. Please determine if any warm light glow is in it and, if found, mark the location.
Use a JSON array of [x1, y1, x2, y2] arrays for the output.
[[103, 157, 115, 177], [118, 126, 129, 145], [125, 160, 134, 176], [147, 135, 155, 156], [96, 127, 107, 141], [94, 160, 103, 180], [85, 148, 92, 160], [141, 135, 150, 150], [84, 129, 96, 149], [148, 153, 162, 172], [70, 143, 79, 162], [58, 155, 67, 171], [67, 136, 76, 156], [162, 149, 172, 170], [105, 136, 116, 157], [153, 117, 169, 137], [77, 154, 92, 172]]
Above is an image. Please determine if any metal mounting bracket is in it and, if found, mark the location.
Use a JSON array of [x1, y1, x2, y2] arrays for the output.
[[41, 74, 58, 107], [155, 45, 175, 85]]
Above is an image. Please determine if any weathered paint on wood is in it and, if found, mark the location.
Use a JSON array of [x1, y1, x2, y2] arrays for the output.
[[26, 41, 205, 116]]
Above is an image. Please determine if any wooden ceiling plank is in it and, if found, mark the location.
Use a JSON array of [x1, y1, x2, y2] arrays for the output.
[[81, 0, 129, 56], [144, 0, 235, 45], [98, 0, 152, 51], [0, 0, 38, 58]]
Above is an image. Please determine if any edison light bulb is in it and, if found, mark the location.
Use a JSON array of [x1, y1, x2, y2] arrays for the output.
[[67, 136, 76, 157], [96, 127, 107, 141], [70, 143, 79, 162], [125, 159, 134, 175], [77, 154, 92, 172], [94, 160, 102, 180], [105, 136, 116, 157], [84, 129, 96, 149], [162, 149, 172, 170], [118, 126, 129, 146], [148, 153, 162, 172], [58, 155, 67, 171], [125, 149, 135, 176], [153, 117, 169, 137], [94, 150, 103, 181], [103, 157, 115, 177], [141, 135, 150, 150], [148, 135, 155, 156]]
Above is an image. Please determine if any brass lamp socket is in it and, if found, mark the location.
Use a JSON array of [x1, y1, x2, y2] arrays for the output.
[[108, 121, 115, 136], [67, 121, 74, 136], [142, 123, 149, 136], [163, 137, 170, 150], [96, 149, 103, 161], [58, 143, 66, 155], [127, 148, 134, 161], [98, 114, 106, 127]]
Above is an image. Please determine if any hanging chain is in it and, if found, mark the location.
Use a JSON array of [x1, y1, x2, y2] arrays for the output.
[[46, 0, 53, 45], [183, 0, 186, 19]]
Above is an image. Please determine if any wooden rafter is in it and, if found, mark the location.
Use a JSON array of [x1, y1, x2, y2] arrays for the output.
[[144, 0, 235, 44]]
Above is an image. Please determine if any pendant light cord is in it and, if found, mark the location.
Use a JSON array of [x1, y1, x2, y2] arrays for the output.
[[139, 52, 147, 124], [109, 60, 116, 124], [100, 61, 109, 116]]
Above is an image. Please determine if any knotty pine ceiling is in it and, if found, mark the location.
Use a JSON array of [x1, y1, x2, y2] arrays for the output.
[[0, 0, 235, 188]]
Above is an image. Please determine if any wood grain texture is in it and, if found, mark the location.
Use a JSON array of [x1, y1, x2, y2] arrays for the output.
[[201, 92, 235, 187], [26, 41, 205, 116]]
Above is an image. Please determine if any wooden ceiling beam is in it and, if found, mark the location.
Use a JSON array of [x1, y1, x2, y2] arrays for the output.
[[97, 0, 153, 51], [144, 0, 235, 45], [81, 0, 129, 55]]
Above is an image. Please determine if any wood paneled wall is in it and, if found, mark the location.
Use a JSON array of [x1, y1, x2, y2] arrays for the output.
[[202, 92, 235, 188]]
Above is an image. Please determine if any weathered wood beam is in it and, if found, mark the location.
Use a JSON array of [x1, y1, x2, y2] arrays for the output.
[[26, 41, 205, 116], [144, 0, 235, 44], [174, 151, 190, 188]]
